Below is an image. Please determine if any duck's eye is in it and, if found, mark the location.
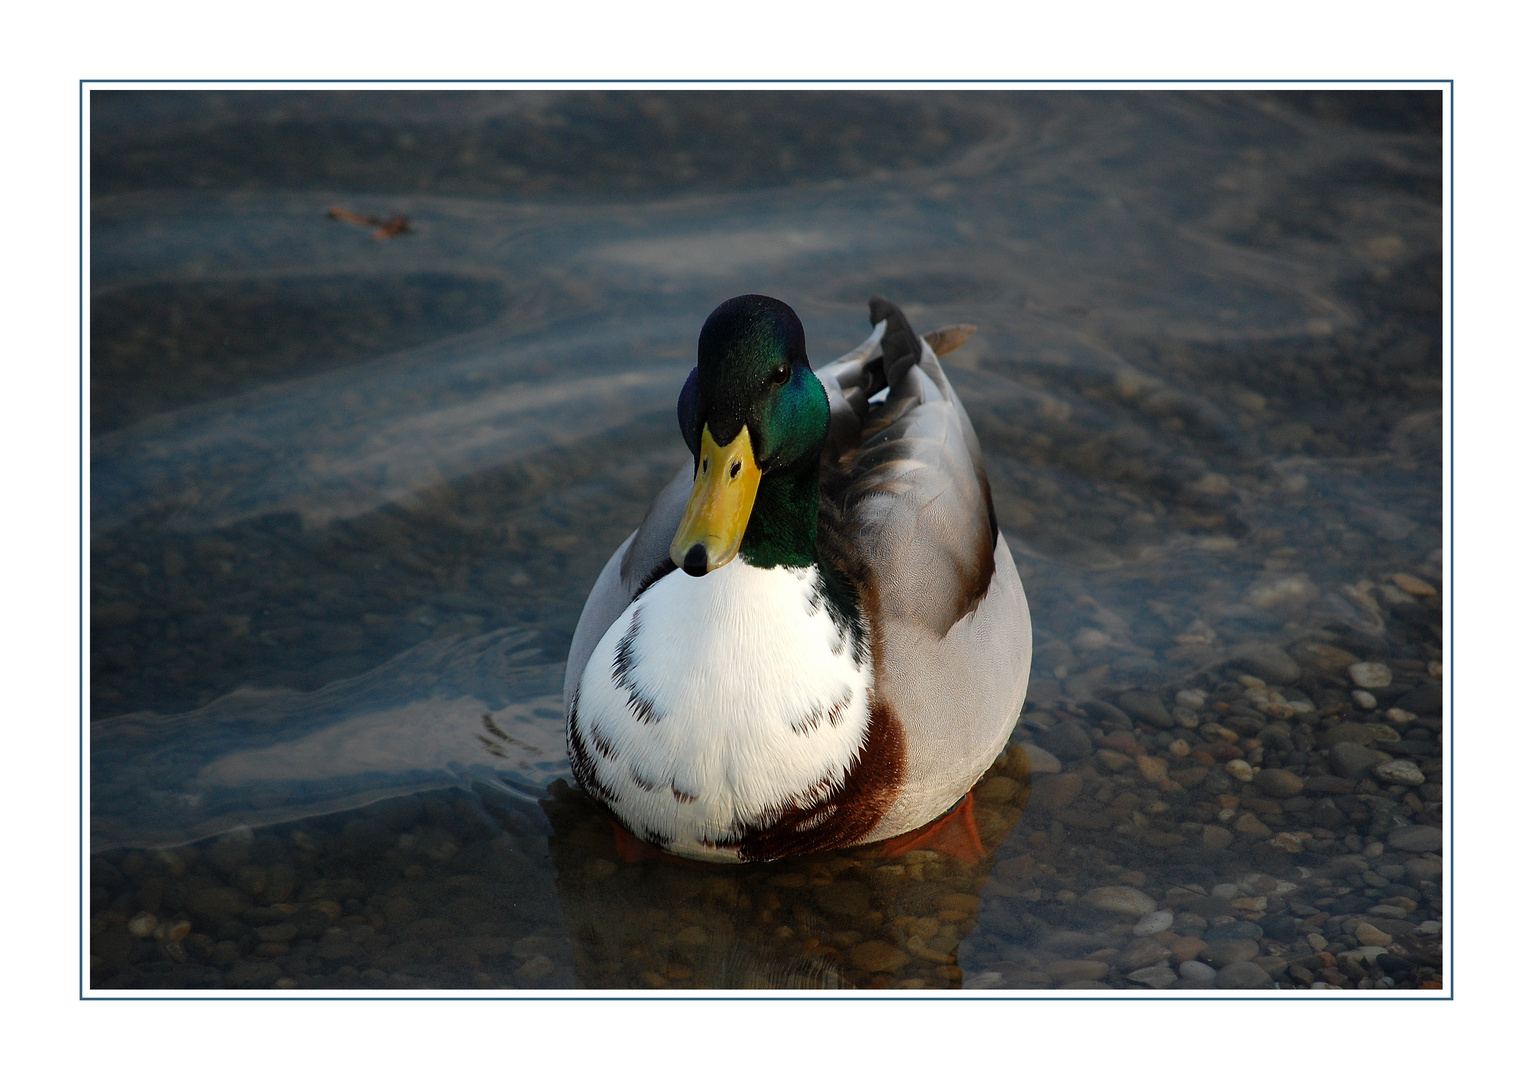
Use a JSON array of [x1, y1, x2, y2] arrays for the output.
[[771, 363, 791, 386]]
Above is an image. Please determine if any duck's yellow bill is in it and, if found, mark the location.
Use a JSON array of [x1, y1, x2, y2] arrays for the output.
[[670, 425, 762, 576]]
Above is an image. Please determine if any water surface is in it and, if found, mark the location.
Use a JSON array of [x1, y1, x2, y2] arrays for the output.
[[89, 90, 1444, 992]]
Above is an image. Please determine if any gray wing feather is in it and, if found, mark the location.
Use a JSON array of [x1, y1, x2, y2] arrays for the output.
[[819, 329, 997, 638], [817, 321, 1032, 841]]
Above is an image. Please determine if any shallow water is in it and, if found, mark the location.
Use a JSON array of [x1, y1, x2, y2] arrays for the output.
[[89, 89, 1444, 992]]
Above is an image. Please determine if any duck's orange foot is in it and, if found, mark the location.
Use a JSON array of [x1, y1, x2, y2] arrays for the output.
[[879, 791, 987, 865], [610, 819, 695, 866]]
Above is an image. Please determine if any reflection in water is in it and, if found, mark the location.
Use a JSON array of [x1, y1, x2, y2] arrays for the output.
[[543, 751, 1032, 990], [90, 90, 1444, 992]]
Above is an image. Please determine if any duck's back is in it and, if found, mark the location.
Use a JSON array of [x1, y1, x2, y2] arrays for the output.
[[815, 301, 1032, 842]]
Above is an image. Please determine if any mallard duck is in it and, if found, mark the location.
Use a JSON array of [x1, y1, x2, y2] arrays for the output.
[[562, 295, 1031, 862]]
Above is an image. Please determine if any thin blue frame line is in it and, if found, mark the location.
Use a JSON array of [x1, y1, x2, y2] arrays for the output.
[[1446, 79, 1454, 1001], [77, 80, 1453, 998], [79, 80, 87, 1003], [83, 992, 1442, 1001], [79, 78, 1452, 84]]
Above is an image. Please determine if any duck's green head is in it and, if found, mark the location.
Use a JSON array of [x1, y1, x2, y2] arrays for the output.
[[670, 294, 829, 576]]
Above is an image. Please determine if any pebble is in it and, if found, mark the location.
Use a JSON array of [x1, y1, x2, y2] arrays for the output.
[[1230, 643, 1302, 685], [1136, 756, 1171, 784], [1215, 961, 1275, 989], [1126, 965, 1177, 988], [1178, 960, 1217, 983], [1018, 743, 1062, 774], [1203, 938, 1260, 966], [1081, 886, 1157, 917], [1392, 573, 1437, 596], [1258, 913, 1299, 943], [1351, 690, 1378, 709], [1225, 760, 1254, 783], [1096, 748, 1133, 772], [1373, 759, 1425, 786], [127, 912, 158, 938], [1036, 721, 1094, 761], [1349, 662, 1393, 689], [1100, 731, 1144, 754], [1406, 857, 1442, 881], [1170, 937, 1207, 962], [1118, 938, 1172, 970], [976, 775, 1021, 803], [1355, 923, 1393, 947], [1233, 812, 1271, 838], [1293, 641, 1360, 676], [1388, 825, 1443, 852], [1041, 929, 1100, 953], [226, 961, 282, 989], [516, 955, 555, 981], [1031, 772, 1083, 810], [939, 892, 982, 916], [1168, 739, 1190, 757], [1339, 946, 1388, 962], [1384, 708, 1418, 725], [1254, 768, 1304, 797], [1320, 721, 1377, 747], [1045, 959, 1110, 982], [1201, 825, 1233, 849], [1330, 742, 1384, 779], [1134, 911, 1174, 936], [1119, 691, 1173, 728], [1176, 690, 1206, 709], [1205, 920, 1264, 944], [849, 941, 911, 973], [152, 849, 186, 875]]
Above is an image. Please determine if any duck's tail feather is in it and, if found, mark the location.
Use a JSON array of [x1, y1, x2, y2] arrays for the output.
[[868, 295, 925, 392]]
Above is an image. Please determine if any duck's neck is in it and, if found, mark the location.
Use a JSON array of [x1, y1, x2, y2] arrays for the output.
[[740, 459, 819, 570]]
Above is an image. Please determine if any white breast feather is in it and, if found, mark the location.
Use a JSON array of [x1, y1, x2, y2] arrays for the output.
[[573, 560, 872, 860]]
